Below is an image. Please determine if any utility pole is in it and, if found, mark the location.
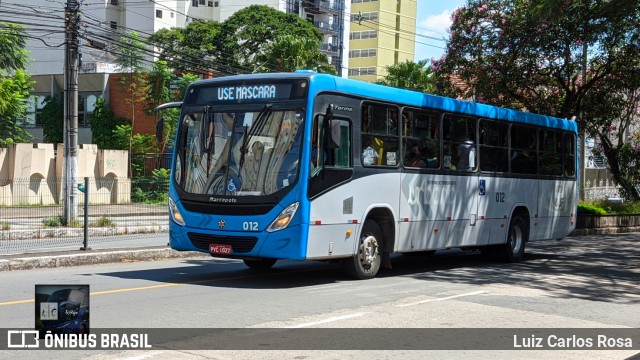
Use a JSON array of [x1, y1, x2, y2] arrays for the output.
[[579, 42, 588, 201], [63, 0, 80, 224]]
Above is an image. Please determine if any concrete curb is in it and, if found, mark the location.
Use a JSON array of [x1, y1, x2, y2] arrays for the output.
[[571, 227, 640, 236], [0, 248, 208, 272]]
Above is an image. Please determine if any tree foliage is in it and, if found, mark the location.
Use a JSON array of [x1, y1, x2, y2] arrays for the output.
[[219, 6, 324, 73], [0, 23, 33, 146], [149, 20, 222, 71], [149, 5, 325, 74], [376, 60, 435, 93], [145, 60, 173, 115], [255, 35, 335, 74], [435, 0, 640, 199], [40, 95, 63, 144], [91, 97, 127, 149]]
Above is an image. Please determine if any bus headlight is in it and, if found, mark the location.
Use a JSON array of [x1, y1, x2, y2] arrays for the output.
[[267, 202, 299, 232], [169, 197, 185, 226]]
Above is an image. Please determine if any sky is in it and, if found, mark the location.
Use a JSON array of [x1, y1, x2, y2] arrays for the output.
[[414, 0, 466, 62]]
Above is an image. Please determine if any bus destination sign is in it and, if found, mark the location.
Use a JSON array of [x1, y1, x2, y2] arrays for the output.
[[217, 85, 277, 101], [193, 81, 306, 104]]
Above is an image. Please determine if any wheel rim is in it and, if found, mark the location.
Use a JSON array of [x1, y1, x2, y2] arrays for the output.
[[359, 235, 379, 270], [510, 223, 523, 254]]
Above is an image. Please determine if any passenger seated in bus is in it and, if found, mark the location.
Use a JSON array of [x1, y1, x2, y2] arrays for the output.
[[457, 136, 476, 170], [405, 145, 425, 167]]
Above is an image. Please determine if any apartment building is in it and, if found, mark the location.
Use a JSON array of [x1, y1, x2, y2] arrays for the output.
[[348, 0, 416, 82]]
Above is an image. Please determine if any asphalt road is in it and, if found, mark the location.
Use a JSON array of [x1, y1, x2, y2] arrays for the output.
[[0, 233, 639, 359]]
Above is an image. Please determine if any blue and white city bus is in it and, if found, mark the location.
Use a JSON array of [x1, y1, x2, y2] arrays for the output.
[[157, 71, 578, 279]]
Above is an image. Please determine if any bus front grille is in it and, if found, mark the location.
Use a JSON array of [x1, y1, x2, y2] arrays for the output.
[[187, 232, 259, 253]]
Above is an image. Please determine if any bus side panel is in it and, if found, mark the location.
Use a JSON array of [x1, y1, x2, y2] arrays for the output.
[[306, 224, 360, 259], [536, 179, 577, 240], [479, 177, 536, 244], [398, 173, 481, 251], [306, 173, 400, 259]]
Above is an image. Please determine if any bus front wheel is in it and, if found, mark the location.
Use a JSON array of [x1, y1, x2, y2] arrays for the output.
[[243, 258, 277, 270], [344, 221, 383, 280], [498, 215, 527, 262]]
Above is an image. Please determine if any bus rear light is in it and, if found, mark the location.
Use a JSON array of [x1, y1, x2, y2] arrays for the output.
[[447, 216, 451, 221], [403, 217, 409, 222], [315, 220, 322, 225], [501, 224, 505, 228], [434, 227, 439, 233], [480, 216, 485, 220], [352, 219, 358, 224], [267, 202, 299, 232]]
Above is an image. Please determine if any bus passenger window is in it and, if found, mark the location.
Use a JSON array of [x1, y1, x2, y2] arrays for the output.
[[443, 114, 476, 171], [511, 125, 537, 174], [479, 120, 508, 172], [540, 130, 562, 175], [402, 109, 440, 169], [563, 132, 576, 177], [361, 103, 399, 167]]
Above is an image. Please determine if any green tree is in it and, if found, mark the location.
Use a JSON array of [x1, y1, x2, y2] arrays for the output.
[[256, 35, 335, 74], [218, 6, 323, 73], [0, 23, 33, 146], [376, 60, 435, 93], [149, 20, 221, 72], [91, 97, 127, 149], [115, 31, 149, 175], [149, 5, 324, 74], [159, 72, 199, 151], [40, 95, 63, 144], [435, 0, 640, 199], [145, 60, 172, 114]]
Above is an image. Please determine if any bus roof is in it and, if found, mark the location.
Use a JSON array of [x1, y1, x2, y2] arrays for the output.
[[190, 72, 578, 133]]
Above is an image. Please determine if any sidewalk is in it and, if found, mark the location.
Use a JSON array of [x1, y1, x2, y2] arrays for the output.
[[0, 203, 210, 271], [0, 241, 208, 272]]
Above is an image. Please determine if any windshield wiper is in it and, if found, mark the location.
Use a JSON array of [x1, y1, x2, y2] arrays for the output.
[[239, 103, 273, 168]]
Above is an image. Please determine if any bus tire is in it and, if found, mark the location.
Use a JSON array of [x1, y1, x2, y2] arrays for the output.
[[243, 258, 277, 270], [344, 221, 383, 279], [498, 215, 527, 262]]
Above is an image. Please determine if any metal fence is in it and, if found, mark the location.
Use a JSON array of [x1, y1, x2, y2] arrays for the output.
[[132, 152, 172, 177], [0, 177, 169, 255]]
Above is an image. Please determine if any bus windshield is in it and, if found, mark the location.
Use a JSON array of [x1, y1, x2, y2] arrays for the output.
[[175, 106, 304, 197]]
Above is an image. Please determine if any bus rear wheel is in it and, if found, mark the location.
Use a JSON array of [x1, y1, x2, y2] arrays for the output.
[[344, 221, 383, 280], [243, 258, 277, 270], [498, 215, 527, 262]]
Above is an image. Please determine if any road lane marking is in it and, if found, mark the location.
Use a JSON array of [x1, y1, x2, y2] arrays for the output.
[[396, 290, 487, 307], [0, 267, 318, 307], [285, 312, 369, 328], [0, 299, 34, 306]]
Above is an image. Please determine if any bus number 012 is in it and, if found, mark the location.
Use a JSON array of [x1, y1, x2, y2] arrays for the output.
[[243, 221, 258, 231], [496, 192, 505, 202]]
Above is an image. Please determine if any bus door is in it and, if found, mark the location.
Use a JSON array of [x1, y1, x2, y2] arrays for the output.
[[476, 120, 512, 246], [439, 114, 480, 248]]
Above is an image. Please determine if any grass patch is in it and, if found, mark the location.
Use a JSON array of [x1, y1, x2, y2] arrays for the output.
[[578, 200, 640, 215], [42, 216, 64, 227], [89, 215, 115, 228], [1, 221, 10, 230]]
